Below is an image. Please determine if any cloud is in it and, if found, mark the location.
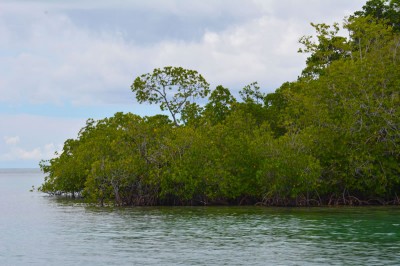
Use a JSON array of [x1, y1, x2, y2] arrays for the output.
[[1, 142, 61, 161], [0, 0, 366, 107], [0, 114, 85, 167], [4, 136, 20, 145]]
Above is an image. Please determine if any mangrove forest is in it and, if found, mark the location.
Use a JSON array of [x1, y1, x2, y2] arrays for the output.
[[40, 0, 400, 206]]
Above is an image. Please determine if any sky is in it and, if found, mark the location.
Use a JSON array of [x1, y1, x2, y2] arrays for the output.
[[0, 0, 366, 168]]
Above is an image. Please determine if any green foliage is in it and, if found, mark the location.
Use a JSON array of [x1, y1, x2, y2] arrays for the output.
[[353, 0, 400, 31], [256, 134, 322, 206], [239, 82, 265, 104], [299, 23, 350, 78], [131, 66, 210, 126], [204, 85, 236, 125], [345, 15, 394, 61], [40, 2, 400, 206], [287, 14, 400, 203], [39, 138, 87, 197], [263, 84, 289, 137]]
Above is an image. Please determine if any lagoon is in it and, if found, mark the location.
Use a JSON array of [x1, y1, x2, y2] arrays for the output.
[[0, 169, 399, 265]]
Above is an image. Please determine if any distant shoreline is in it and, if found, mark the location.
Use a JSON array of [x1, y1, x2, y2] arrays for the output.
[[0, 168, 41, 172]]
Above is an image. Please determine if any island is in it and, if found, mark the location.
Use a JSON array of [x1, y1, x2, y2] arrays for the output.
[[39, 0, 400, 207]]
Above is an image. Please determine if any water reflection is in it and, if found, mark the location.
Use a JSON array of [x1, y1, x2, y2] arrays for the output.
[[1, 171, 399, 265], [46, 202, 400, 265]]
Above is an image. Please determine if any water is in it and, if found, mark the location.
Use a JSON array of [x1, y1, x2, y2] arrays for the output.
[[0, 169, 399, 265]]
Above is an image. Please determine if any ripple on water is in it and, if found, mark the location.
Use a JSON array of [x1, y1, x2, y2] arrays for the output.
[[1, 172, 400, 265]]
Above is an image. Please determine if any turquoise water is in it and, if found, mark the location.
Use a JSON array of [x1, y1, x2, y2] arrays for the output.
[[0, 169, 399, 265]]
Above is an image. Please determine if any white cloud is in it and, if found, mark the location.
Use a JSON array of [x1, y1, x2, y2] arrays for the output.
[[144, 14, 309, 91], [4, 136, 20, 145], [0, 0, 366, 106], [0, 114, 85, 167], [1, 142, 61, 161]]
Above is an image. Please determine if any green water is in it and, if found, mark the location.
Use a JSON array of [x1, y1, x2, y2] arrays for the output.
[[1, 169, 399, 265]]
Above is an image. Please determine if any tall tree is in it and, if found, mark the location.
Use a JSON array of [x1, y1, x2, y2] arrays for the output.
[[298, 23, 350, 79], [131, 66, 210, 126], [353, 0, 400, 31], [204, 85, 236, 125]]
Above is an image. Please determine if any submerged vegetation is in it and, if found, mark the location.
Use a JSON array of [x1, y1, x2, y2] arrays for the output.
[[40, 1, 400, 206]]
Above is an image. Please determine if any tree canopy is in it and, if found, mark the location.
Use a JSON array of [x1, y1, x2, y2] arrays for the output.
[[131, 66, 210, 126], [40, 1, 400, 206]]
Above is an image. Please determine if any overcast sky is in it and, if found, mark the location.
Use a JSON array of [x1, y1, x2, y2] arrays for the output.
[[1, 0, 366, 168]]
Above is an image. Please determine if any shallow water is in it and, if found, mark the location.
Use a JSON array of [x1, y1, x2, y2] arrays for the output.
[[1, 169, 399, 265]]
